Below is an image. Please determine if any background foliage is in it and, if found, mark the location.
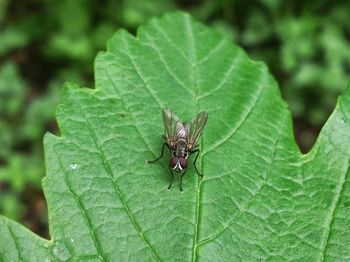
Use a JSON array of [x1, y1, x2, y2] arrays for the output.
[[0, 0, 349, 238]]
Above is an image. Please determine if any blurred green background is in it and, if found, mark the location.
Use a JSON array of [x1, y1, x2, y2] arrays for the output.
[[0, 0, 349, 238]]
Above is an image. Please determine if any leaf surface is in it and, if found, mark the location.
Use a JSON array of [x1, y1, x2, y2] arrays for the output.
[[1, 12, 350, 261]]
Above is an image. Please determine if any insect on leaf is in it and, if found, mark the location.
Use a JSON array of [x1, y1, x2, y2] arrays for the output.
[[1, 12, 350, 261]]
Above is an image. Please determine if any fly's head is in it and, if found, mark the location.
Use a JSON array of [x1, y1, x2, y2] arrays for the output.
[[170, 156, 187, 172]]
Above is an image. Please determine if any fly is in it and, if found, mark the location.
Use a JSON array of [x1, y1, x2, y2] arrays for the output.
[[148, 108, 208, 192]]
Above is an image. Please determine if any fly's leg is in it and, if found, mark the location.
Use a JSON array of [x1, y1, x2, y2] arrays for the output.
[[167, 166, 175, 190], [147, 143, 169, 163], [179, 169, 188, 192], [191, 149, 204, 179]]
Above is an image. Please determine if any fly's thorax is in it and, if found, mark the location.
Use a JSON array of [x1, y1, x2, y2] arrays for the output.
[[170, 157, 187, 171], [175, 139, 189, 158]]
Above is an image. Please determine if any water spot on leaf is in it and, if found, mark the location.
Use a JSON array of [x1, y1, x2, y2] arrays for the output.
[[70, 163, 78, 170]]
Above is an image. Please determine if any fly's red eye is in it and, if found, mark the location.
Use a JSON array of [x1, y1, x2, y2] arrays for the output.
[[179, 158, 187, 169], [170, 157, 177, 168]]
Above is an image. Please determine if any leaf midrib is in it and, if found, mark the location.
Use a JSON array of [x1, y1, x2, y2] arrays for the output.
[[187, 16, 202, 262]]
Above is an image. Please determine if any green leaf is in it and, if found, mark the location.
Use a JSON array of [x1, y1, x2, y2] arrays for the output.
[[0, 216, 50, 261], [1, 12, 350, 261]]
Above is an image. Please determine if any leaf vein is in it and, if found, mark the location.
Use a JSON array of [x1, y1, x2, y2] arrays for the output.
[[153, 22, 191, 65], [54, 143, 106, 261], [198, 136, 280, 246], [6, 221, 21, 261], [197, 51, 243, 101], [102, 64, 161, 261], [196, 39, 226, 66], [119, 39, 164, 109], [142, 40, 195, 97], [202, 73, 266, 157], [320, 160, 350, 260], [85, 115, 161, 260]]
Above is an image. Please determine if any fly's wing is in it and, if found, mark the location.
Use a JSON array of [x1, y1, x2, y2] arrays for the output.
[[162, 108, 181, 149], [186, 111, 208, 150]]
